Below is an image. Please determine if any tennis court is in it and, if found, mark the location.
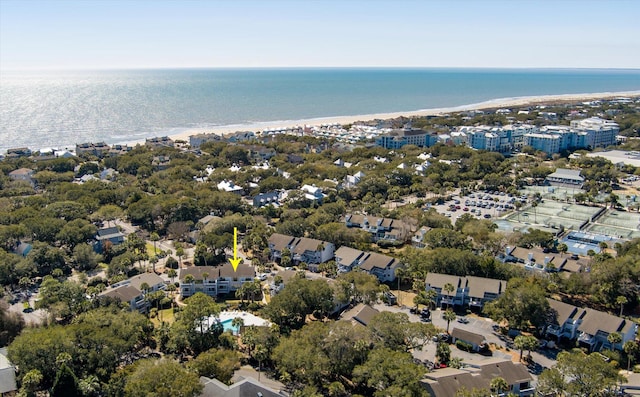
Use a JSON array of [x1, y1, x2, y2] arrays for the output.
[[586, 210, 640, 240], [504, 200, 601, 232]]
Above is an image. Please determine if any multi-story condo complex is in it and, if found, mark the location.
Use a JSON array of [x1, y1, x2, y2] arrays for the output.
[[380, 118, 618, 156], [570, 117, 619, 149], [375, 127, 437, 149], [179, 263, 255, 298], [523, 133, 562, 155]]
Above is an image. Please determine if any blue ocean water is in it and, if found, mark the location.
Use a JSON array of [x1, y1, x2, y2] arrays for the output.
[[1, 68, 639, 152]]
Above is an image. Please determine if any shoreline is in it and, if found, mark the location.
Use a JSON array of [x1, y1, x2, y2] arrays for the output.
[[166, 90, 640, 143]]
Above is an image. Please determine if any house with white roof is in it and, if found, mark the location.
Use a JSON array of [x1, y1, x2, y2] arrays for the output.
[[217, 180, 244, 195], [300, 184, 325, 203], [344, 171, 365, 188]]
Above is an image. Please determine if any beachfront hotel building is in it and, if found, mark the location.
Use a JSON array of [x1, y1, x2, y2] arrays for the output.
[[570, 117, 619, 149], [380, 117, 618, 156], [375, 127, 437, 149], [523, 133, 562, 155]]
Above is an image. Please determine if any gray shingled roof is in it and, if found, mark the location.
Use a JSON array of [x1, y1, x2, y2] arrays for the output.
[[100, 285, 141, 302], [359, 252, 396, 271], [128, 273, 165, 290], [451, 327, 485, 346], [334, 246, 366, 266], [547, 298, 579, 327], [465, 276, 505, 298], [353, 305, 379, 327], [578, 308, 632, 336], [268, 233, 296, 251], [292, 237, 326, 255], [180, 263, 255, 281]]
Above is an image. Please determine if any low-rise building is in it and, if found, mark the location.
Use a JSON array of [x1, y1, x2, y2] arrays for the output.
[[358, 252, 400, 282], [5, 147, 32, 158], [94, 226, 126, 253], [344, 214, 411, 243], [425, 273, 506, 310], [8, 168, 35, 186], [412, 226, 432, 248], [0, 347, 17, 395], [340, 303, 380, 327], [76, 142, 111, 158], [545, 298, 637, 352], [145, 136, 174, 148], [98, 273, 166, 313], [179, 263, 256, 298], [500, 246, 589, 274], [300, 184, 325, 203], [545, 168, 584, 187], [421, 357, 534, 397], [450, 328, 486, 352], [200, 375, 285, 397], [252, 191, 282, 207], [335, 246, 368, 273], [290, 237, 335, 271], [217, 180, 244, 195]]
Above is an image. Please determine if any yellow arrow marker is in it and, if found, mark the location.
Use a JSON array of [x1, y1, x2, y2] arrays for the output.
[[229, 227, 241, 271]]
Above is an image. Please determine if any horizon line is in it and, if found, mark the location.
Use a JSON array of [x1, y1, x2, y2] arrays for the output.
[[2, 66, 640, 73]]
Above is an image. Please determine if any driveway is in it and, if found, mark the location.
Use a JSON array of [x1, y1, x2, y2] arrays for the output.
[[371, 303, 556, 376]]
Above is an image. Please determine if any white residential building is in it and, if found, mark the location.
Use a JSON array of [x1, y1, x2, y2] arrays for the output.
[[217, 180, 243, 195], [179, 263, 256, 298]]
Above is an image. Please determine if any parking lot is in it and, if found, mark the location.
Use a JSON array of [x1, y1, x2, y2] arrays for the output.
[[430, 190, 522, 223]]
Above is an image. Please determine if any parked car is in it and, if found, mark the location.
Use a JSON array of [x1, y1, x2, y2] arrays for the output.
[[457, 316, 469, 324]]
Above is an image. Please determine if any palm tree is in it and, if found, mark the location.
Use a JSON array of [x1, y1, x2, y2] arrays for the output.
[[149, 255, 159, 273], [150, 232, 160, 255], [514, 335, 527, 362], [443, 283, 455, 309], [184, 274, 195, 284], [624, 340, 639, 372], [176, 246, 185, 265], [617, 295, 628, 316], [608, 332, 622, 349], [443, 309, 456, 333], [167, 269, 177, 283], [436, 342, 451, 365], [254, 345, 268, 382], [523, 335, 538, 360], [490, 376, 509, 396], [426, 288, 438, 310], [557, 243, 568, 257], [231, 317, 244, 336], [599, 241, 608, 252]]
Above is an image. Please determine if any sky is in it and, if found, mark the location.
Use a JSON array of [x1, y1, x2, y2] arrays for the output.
[[1, 0, 639, 70]]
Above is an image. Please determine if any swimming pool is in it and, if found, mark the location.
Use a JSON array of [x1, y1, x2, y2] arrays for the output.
[[221, 319, 239, 334]]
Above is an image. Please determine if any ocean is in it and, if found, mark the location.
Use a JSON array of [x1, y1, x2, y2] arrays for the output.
[[1, 68, 639, 153]]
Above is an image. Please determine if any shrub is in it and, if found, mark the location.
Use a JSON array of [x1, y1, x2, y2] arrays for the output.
[[456, 340, 473, 352]]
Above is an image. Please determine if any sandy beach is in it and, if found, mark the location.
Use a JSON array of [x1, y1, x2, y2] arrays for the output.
[[168, 90, 640, 143]]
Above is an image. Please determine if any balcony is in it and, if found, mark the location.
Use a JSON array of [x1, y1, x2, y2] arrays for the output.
[[546, 324, 562, 337]]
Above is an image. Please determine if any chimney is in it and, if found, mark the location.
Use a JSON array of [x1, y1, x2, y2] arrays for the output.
[[544, 256, 550, 265], [505, 246, 511, 255], [528, 252, 533, 262]]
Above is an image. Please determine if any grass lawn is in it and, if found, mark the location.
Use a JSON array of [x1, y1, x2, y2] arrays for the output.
[[151, 308, 175, 327], [146, 242, 158, 257]]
